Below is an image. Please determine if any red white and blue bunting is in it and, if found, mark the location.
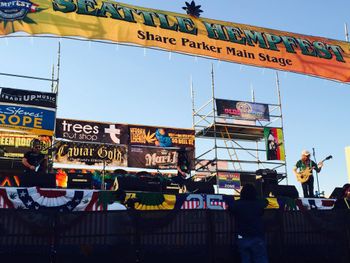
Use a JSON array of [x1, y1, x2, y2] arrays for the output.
[[0, 187, 336, 211]]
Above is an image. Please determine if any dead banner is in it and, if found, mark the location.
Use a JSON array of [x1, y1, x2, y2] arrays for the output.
[[0, 132, 52, 159], [54, 141, 128, 166], [129, 125, 195, 148], [128, 146, 194, 170], [55, 118, 128, 144], [0, 1, 349, 82]]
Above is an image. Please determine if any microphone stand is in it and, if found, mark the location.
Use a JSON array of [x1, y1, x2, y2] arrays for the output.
[[312, 148, 321, 197]]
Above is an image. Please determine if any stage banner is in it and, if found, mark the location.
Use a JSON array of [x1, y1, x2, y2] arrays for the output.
[[216, 99, 269, 121], [129, 125, 195, 148], [54, 140, 128, 166], [0, 132, 52, 159], [218, 172, 241, 190], [128, 146, 194, 170], [264, 127, 285, 161], [0, 103, 56, 136], [0, 87, 57, 108], [55, 118, 128, 144], [0, 1, 349, 82]]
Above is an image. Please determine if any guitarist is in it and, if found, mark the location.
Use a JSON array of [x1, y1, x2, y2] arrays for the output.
[[293, 150, 323, 198], [21, 139, 48, 187], [172, 147, 191, 192]]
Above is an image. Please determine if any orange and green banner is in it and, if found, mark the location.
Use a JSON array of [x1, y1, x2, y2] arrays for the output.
[[264, 127, 285, 161], [0, 1, 349, 82]]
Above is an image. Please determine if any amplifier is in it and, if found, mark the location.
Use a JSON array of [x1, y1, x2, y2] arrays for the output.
[[67, 173, 92, 189]]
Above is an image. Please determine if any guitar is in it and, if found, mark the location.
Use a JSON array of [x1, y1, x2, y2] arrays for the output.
[[24, 154, 48, 175], [296, 155, 332, 183]]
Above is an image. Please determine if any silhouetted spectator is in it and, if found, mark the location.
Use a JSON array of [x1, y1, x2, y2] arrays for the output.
[[229, 184, 269, 263], [333, 184, 350, 209]]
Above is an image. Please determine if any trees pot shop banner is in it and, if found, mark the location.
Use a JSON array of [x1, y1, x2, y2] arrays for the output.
[[0, 88, 57, 136], [55, 118, 128, 144], [1, 1, 350, 82]]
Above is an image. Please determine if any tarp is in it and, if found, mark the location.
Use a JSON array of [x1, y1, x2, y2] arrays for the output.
[[0, 1, 349, 82]]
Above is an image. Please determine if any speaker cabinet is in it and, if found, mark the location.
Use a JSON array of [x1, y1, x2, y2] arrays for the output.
[[68, 173, 92, 189], [269, 185, 299, 199]]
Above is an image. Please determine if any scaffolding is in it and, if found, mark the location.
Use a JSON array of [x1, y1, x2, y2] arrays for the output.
[[0, 43, 60, 173], [192, 68, 288, 194]]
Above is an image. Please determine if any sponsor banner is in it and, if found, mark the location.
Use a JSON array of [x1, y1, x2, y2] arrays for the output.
[[128, 146, 178, 169], [54, 141, 128, 166], [0, 87, 57, 108], [218, 172, 241, 190], [129, 125, 195, 148], [55, 118, 128, 144], [216, 99, 269, 121], [0, 103, 56, 136], [128, 146, 194, 170], [0, 132, 52, 158], [264, 127, 285, 161], [0, 1, 349, 82]]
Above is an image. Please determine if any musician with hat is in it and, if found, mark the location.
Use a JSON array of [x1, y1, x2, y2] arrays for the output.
[[293, 150, 323, 198]]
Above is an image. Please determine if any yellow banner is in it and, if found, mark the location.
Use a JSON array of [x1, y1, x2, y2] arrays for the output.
[[346, 147, 350, 183], [1, 1, 350, 82]]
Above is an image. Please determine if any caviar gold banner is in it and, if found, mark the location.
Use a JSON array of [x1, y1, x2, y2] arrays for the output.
[[1, 1, 350, 82]]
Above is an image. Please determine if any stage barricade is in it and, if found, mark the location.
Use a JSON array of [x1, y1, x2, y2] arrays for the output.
[[0, 209, 349, 263]]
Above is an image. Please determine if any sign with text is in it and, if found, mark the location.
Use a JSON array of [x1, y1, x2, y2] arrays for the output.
[[0, 1, 349, 82], [218, 172, 241, 190], [54, 141, 128, 166], [216, 99, 270, 121], [129, 125, 195, 148], [55, 118, 128, 144], [0, 87, 57, 108], [0, 132, 52, 159], [128, 146, 179, 170], [0, 104, 56, 136]]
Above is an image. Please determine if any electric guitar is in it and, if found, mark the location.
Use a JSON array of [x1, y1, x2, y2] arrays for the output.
[[24, 154, 48, 175], [296, 155, 332, 183]]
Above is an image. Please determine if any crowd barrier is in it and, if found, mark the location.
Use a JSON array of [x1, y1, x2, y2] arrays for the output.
[[0, 209, 349, 263]]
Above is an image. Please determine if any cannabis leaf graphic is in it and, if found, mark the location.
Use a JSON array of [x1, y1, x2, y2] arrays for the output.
[[145, 130, 156, 144], [182, 1, 203, 18]]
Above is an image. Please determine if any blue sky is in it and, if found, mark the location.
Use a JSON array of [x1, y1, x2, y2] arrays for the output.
[[1, 0, 349, 196]]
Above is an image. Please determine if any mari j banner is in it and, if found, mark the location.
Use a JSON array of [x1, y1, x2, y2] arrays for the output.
[[0, 1, 349, 82]]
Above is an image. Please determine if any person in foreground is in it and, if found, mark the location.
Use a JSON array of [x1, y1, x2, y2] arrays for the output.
[[333, 184, 350, 209], [229, 184, 269, 263]]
